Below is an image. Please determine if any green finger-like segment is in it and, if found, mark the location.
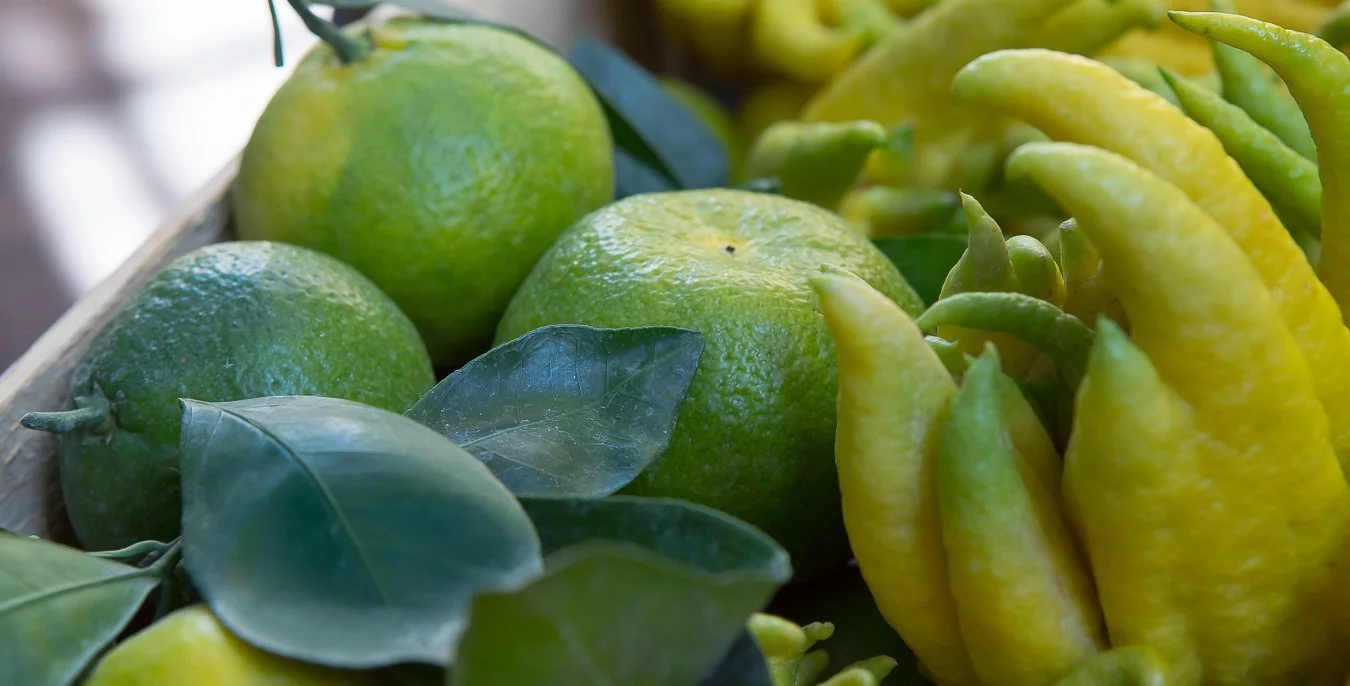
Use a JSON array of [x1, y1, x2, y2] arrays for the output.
[[744, 120, 889, 209], [1063, 320, 1203, 684], [1318, 3, 1350, 49], [1051, 646, 1168, 686], [1205, 0, 1318, 161], [1058, 219, 1097, 295], [925, 335, 968, 376], [1058, 220, 1126, 328], [834, 0, 906, 45], [939, 348, 1102, 686], [939, 193, 1016, 298], [1035, 0, 1167, 56], [994, 369, 1063, 498], [1170, 10, 1350, 317], [19, 405, 112, 435], [915, 292, 1094, 387], [1160, 68, 1322, 241], [844, 186, 960, 236], [1006, 234, 1067, 305], [1096, 57, 1182, 106]]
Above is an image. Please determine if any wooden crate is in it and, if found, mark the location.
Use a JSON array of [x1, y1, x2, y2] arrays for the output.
[[0, 0, 683, 541]]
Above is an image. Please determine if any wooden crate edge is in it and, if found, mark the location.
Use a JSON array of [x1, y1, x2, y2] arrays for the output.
[[0, 157, 240, 539]]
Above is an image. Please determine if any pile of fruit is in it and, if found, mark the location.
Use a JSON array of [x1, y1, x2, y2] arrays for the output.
[[5, 0, 1350, 684]]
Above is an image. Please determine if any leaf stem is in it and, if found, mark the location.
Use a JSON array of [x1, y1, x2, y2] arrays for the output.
[[267, 0, 285, 67], [20, 405, 112, 435], [146, 538, 183, 620], [285, 0, 369, 64], [89, 540, 171, 563]]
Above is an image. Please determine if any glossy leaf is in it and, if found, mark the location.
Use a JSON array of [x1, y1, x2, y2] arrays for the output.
[[570, 37, 729, 190], [873, 235, 970, 307], [180, 396, 542, 669], [452, 543, 787, 686], [0, 536, 161, 686], [406, 325, 704, 498], [520, 496, 791, 577]]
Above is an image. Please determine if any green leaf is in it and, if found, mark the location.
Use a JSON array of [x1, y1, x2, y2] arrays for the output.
[[406, 325, 704, 498], [0, 536, 161, 686], [452, 542, 786, 686], [180, 396, 542, 669], [873, 234, 970, 307], [520, 496, 791, 578], [616, 149, 679, 199], [699, 631, 775, 686], [569, 37, 729, 191]]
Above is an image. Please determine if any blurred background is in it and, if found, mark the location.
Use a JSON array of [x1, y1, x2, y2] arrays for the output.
[[0, 0, 617, 369]]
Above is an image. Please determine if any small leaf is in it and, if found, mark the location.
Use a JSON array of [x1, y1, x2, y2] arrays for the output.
[[699, 631, 775, 686], [873, 235, 970, 307], [180, 396, 542, 669], [406, 325, 704, 498], [570, 37, 729, 190], [452, 542, 787, 686], [0, 536, 161, 686], [520, 496, 791, 579]]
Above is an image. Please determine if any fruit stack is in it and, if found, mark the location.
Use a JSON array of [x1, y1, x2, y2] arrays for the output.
[[3, 0, 1350, 685]]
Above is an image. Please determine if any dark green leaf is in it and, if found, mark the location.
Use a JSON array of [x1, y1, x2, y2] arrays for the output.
[[452, 542, 785, 686], [616, 149, 678, 199], [180, 396, 542, 669], [570, 37, 729, 190], [520, 496, 791, 578], [873, 234, 969, 307], [406, 325, 704, 498], [699, 630, 774, 686], [0, 536, 160, 686]]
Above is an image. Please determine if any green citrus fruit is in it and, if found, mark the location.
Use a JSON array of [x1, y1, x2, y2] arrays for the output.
[[232, 17, 615, 367], [23, 241, 434, 551], [84, 605, 374, 686], [495, 189, 922, 577]]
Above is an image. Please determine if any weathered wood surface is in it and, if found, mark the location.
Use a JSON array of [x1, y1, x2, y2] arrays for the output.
[[0, 160, 238, 539]]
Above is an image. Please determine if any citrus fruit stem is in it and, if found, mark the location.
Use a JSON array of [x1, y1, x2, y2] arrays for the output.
[[20, 405, 112, 435], [285, 0, 369, 64]]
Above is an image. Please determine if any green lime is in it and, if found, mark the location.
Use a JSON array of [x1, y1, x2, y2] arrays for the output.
[[22, 241, 434, 551], [495, 189, 922, 577], [233, 17, 615, 367]]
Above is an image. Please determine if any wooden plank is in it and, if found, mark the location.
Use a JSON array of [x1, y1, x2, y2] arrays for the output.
[[0, 159, 238, 540]]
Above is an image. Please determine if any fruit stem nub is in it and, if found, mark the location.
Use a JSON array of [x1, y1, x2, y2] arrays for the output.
[[285, 0, 369, 65], [20, 405, 111, 435]]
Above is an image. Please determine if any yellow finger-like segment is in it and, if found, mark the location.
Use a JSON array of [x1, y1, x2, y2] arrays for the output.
[[940, 352, 1104, 686], [1006, 143, 1313, 448], [1065, 322, 1204, 686], [809, 267, 978, 685], [1034, 0, 1167, 57], [953, 48, 1350, 459], [804, 0, 1076, 149], [1013, 143, 1350, 683], [1051, 646, 1168, 686]]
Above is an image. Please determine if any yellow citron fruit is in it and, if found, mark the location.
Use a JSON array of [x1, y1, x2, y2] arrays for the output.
[[84, 606, 374, 686], [951, 47, 1350, 466]]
